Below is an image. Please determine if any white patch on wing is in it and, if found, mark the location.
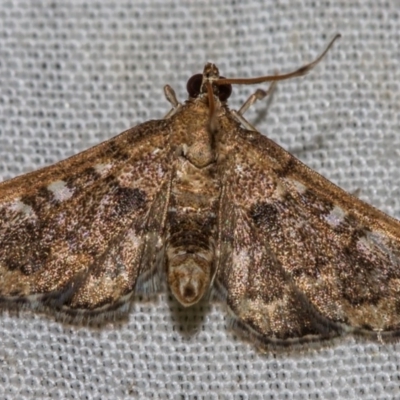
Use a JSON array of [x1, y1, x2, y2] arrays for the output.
[[357, 235, 371, 251], [273, 182, 286, 200], [357, 231, 389, 256], [360, 230, 400, 267], [94, 163, 113, 177], [235, 164, 244, 174], [125, 230, 142, 248], [47, 180, 74, 202], [157, 164, 164, 178], [323, 205, 346, 227], [289, 179, 307, 195], [233, 248, 250, 267], [9, 200, 35, 218]]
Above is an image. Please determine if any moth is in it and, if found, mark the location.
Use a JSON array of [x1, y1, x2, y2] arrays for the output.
[[1, 34, 400, 347]]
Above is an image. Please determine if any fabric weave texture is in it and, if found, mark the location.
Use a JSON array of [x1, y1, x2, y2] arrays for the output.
[[0, 1, 399, 399]]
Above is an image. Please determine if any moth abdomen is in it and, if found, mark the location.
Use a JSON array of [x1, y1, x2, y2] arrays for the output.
[[166, 246, 213, 307], [166, 209, 217, 307]]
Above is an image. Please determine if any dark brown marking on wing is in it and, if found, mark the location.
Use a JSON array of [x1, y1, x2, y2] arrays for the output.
[[104, 185, 147, 221], [296, 189, 335, 217], [250, 202, 280, 232], [20, 186, 54, 213], [277, 157, 296, 178], [64, 166, 100, 193], [102, 139, 131, 161]]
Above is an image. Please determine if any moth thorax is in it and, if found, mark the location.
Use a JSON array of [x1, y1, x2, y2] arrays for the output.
[[185, 141, 214, 168], [167, 252, 211, 307]]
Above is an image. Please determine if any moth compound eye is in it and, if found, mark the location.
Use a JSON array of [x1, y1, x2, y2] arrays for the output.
[[216, 77, 232, 102], [186, 74, 203, 98]]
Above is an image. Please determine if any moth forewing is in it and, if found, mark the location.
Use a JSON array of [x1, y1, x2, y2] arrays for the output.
[[0, 123, 172, 311]]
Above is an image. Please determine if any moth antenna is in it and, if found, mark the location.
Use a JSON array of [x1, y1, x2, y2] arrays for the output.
[[215, 34, 341, 86]]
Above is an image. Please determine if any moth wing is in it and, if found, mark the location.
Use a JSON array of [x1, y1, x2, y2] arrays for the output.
[[0, 120, 172, 314], [215, 129, 400, 345]]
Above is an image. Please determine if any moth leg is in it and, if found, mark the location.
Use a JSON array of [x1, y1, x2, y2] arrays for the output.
[[230, 110, 258, 132], [231, 81, 277, 131], [238, 81, 277, 116], [163, 84, 182, 118], [164, 84, 179, 107]]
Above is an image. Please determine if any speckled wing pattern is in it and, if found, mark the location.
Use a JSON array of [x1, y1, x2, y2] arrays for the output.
[[2, 42, 400, 347], [0, 121, 172, 313], [215, 130, 400, 346]]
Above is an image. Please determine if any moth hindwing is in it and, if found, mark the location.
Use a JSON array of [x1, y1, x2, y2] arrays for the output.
[[2, 35, 400, 347]]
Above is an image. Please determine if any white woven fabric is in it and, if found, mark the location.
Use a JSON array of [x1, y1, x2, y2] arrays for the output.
[[1, 1, 400, 399]]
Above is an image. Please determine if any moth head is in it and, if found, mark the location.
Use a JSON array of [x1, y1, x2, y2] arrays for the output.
[[186, 63, 232, 102], [167, 254, 211, 307]]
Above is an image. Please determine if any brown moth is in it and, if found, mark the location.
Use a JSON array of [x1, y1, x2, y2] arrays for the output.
[[1, 34, 400, 347]]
